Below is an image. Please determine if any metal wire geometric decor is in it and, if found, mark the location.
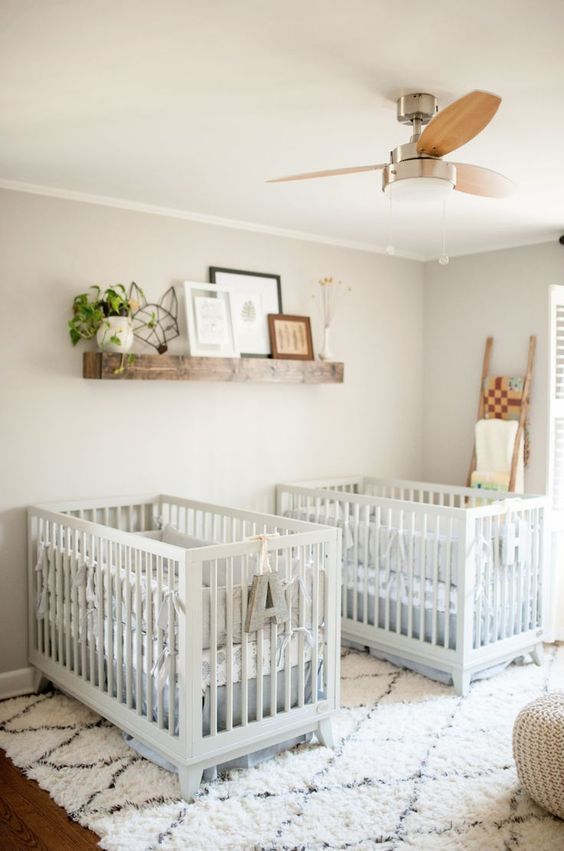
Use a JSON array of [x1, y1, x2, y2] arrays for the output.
[[129, 282, 180, 354]]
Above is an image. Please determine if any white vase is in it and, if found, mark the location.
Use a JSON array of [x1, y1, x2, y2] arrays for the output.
[[96, 316, 134, 353], [318, 326, 333, 361]]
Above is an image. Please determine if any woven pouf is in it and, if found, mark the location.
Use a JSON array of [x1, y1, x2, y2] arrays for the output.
[[513, 692, 564, 819]]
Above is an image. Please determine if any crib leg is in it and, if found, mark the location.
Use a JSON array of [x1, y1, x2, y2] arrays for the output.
[[178, 765, 204, 802], [530, 644, 544, 667], [452, 670, 471, 697], [316, 718, 335, 749], [32, 669, 50, 694]]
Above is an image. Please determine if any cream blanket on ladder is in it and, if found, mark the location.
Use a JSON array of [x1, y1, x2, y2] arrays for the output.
[[473, 419, 524, 492]]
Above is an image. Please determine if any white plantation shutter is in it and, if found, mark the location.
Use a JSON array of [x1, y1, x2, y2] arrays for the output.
[[548, 286, 564, 640], [549, 290, 564, 509]]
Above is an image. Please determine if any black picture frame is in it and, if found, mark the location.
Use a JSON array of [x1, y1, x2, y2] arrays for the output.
[[209, 267, 283, 357]]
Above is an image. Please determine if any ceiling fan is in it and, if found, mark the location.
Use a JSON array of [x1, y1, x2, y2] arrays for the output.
[[267, 91, 513, 202]]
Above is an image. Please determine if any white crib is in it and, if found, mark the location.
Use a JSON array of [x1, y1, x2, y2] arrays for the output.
[[277, 476, 548, 695], [28, 494, 340, 800]]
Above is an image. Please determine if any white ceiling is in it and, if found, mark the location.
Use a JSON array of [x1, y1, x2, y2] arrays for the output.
[[1, 0, 563, 260]]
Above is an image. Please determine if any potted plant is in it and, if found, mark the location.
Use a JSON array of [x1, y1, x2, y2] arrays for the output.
[[69, 284, 140, 353]]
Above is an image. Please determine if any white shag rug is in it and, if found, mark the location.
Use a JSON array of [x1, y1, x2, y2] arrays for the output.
[[2, 648, 564, 850]]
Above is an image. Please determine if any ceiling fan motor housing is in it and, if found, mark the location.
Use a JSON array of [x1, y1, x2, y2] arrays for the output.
[[396, 93, 438, 125]]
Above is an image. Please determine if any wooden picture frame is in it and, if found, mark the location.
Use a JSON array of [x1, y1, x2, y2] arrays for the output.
[[268, 314, 314, 361], [209, 267, 283, 358]]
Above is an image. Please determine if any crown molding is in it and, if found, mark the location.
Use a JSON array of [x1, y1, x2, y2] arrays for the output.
[[421, 234, 558, 263], [0, 178, 424, 261]]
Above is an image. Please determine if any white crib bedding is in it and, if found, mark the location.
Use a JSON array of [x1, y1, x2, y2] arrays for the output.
[[345, 562, 457, 614], [50, 557, 322, 653], [92, 622, 318, 691], [74, 627, 320, 738], [344, 561, 533, 653], [286, 508, 535, 587]]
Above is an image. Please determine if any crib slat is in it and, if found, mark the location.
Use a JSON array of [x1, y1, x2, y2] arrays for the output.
[[116, 543, 123, 704], [297, 545, 306, 708], [226, 554, 234, 731], [509, 513, 517, 638], [492, 515, 500, 642], [87, 536, 95, 686], [106, 541, 114, 700], [134, 548, 143, 715], [407, 510, 415, 639], [374, 505, 381, 628], [210, 557, 218, 736], [444, 516, 453, 649], [97, 540, 105, 692], [532, 507, 539, 627], [395, 510, 403, 636], [474, 517, 483, 649], [168, 580, 176, 736], [431, 515, 439, 645], [80, 533, 87, 680], [524, 511, 532, 632], [269, 543, 278, 719], [284, 549, 292, 714], [155, 555, 163, 728], [145, 550, 153, 725], [419, 513, 427, 642], [125, 545, 133, 708], [363, 504, 369, 625], [49, 525, 57, 663], [516, 511, 524, 635], [241, 551, 249, 726], [385, 508, 393, 631], [56, 526, 64, 664], [71, 530, 79, 674], [311, 542, 319, 705]]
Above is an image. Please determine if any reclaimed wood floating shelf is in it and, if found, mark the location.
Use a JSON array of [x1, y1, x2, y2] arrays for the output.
[[83, 352, 344, 384]]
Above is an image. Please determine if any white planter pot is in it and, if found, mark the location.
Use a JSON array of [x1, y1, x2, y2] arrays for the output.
[[96, 316, 134, 353]]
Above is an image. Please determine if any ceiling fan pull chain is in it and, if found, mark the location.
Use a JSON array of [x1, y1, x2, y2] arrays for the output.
[[438, 200, 449, 266], [385, 187, 395, 256]]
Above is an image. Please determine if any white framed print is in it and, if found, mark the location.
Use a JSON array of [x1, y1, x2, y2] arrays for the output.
[[183, 281, 240, 357]]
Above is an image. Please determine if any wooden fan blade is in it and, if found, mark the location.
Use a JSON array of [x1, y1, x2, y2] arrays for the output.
[[417, 91, 501, 157], [453, 163, 514, 198], [266, 164, 386, 183]]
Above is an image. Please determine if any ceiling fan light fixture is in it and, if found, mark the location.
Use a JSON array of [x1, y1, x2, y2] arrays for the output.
[[384, 176, 454, 203], [382, 159, 456, 203]]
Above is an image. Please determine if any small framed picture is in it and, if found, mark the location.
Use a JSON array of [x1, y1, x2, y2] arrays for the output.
[[268, 314, 314, 360], [183, 281, 239, 357], [209, 267, 282, 357]]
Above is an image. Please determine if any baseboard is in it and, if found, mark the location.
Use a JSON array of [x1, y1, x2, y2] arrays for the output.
[[0, 667, 35, 700]]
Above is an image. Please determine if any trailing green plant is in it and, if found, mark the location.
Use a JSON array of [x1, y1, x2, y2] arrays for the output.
[[68, 284, 141, 346]]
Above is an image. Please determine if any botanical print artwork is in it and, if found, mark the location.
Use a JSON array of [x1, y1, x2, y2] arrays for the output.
[[275, 319, 308, 355], [230, 291, 269, 355], [240, 299, 257, 324]]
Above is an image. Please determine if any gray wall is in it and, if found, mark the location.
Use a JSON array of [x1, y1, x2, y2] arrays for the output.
[[0, 188, 424, 674], [422, 241, 563, 493]]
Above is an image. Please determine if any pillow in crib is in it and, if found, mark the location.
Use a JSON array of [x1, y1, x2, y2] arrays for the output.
[[161, 525, 209, 550], [161, 525, 244, 587], [132, 529, 163, 540]]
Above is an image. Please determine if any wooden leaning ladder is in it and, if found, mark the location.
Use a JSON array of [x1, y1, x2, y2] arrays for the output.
[[467, 335, 536, 492]]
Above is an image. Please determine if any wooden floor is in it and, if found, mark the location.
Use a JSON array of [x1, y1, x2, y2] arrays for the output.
[[0, 751, 100, 849]]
